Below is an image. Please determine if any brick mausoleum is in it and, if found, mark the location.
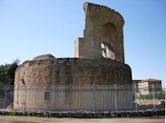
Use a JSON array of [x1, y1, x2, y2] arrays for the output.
[[14, 2, 133, 112]]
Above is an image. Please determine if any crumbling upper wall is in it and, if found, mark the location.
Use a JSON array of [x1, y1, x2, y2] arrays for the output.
[[75, 2, 125, 63], [14, 57, 132, 89], [33, 54, 56, 61]]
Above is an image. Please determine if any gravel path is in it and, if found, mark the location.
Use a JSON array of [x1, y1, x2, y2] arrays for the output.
[[0, 116, 164, 123]]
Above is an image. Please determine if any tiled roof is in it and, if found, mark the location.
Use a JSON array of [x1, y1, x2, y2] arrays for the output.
[[139, 78, 161, 83]]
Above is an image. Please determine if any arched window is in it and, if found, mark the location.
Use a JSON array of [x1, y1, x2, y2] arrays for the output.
[[101, 43, 109, 58], [101, 42, 115, 60]]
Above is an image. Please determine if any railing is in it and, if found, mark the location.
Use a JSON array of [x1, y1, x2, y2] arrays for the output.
[[0, 86, 13, 109], [0, 84, 165, 112]]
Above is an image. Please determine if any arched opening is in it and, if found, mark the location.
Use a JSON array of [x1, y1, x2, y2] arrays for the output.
[[102, 22, 116, 42], [99, 22, 116, 59], [101, 42, 115, 60]]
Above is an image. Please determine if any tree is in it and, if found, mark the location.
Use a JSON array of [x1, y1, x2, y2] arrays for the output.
[[0, 59, 19, 85]]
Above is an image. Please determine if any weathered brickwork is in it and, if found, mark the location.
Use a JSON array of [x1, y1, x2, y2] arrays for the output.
[[15, 56, 131, 88]]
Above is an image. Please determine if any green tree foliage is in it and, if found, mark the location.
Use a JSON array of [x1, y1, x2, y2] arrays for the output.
[[0, 59, 19, 85], [139, 90, 165, 99]]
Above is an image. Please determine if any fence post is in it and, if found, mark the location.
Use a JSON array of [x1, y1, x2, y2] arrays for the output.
[[134, 84, 138, 111], [93, 85, 96, 111], [152, 84, 155, 110], [24, 85, 27, 112], [114, 84, 117, 111], [4, 86, 7, 108]]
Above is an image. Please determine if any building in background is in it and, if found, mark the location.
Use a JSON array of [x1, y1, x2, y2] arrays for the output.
[[137, 78, 162, 95], [132, 80, 142, 88]]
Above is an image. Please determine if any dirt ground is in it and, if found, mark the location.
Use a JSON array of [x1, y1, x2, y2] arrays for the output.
[[0, 116, 164, 123]]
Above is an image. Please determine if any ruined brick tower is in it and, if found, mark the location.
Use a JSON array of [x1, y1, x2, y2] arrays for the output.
[[75, 2, 124, 63]]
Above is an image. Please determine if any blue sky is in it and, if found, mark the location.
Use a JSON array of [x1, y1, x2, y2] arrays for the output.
[[0, 0, 165, 87]]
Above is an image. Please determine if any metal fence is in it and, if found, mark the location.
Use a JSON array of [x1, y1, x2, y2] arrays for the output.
[[0, 84, 165, 112], [0, 86, 13, 109]]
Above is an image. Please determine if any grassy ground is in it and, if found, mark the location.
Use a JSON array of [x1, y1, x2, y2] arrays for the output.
[[0, 115, 165, 123]]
